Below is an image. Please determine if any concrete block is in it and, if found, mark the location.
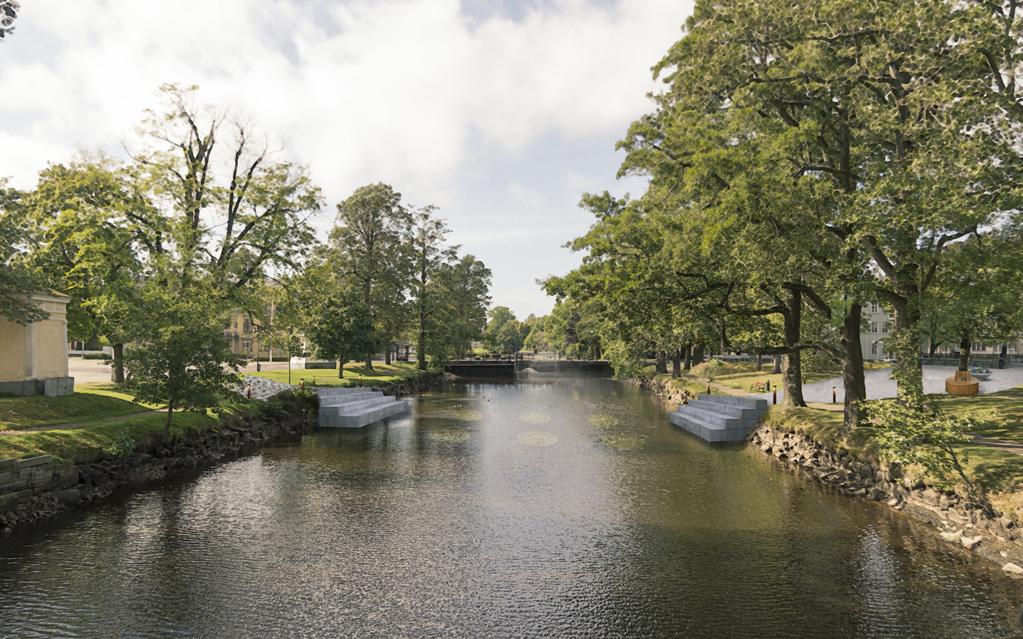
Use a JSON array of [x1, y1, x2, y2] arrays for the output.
[[43, 377, 75, 397], [0, 379, 42, 397]]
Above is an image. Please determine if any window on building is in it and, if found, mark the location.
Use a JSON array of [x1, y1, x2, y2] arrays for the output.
[[243, 319, 252, 333], [883, 322, 890, 334], [869, 321, 878, 333], [871, 303, 878, 313], [871, 343, 878, 355], [242, 339, 252, 352]]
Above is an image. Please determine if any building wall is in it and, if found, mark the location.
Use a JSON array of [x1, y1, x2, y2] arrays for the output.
[[0, 294, 70, 383], [224, 311, 298, 360], [860, 302, 893, 361]]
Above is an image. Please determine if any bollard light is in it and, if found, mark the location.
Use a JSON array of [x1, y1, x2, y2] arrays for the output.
[[772, 388, 777, 405], [832, 386, 837, 404]]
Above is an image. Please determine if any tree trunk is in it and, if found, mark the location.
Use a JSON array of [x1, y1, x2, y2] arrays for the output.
[[928, 337, 938, 357], [671, 349, 682, 378], [754, 350, 763, 370], [771, 354, 782, 374], [841, 303, 867, 428], [781, 290, 806, 407], [365, 354, 373, 372], [417, 299, 427, 371], [338, 360, 344, 378], [999, 344, 1008, 370], [385, 345, 392, 365], [164, 401, 174, 435], [683, 344, 692, 370], [693, 344, 705, 366], [890, 297, 923, 400], [958, 334, 971, 371], [111, 342, 126, 384], [655, 351, 668, 375]]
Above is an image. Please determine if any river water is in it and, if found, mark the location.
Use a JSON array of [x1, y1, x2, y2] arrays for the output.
[[1, 379, 1022, 638]]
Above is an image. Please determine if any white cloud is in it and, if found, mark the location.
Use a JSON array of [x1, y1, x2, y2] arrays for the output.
[[1, 0, 692, 316], [2, 0, 686, 195]]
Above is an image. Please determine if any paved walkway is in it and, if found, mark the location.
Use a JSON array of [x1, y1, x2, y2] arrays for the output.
[[758, 365, 1023, 404]]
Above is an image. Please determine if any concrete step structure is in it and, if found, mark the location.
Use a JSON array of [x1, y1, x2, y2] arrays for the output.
[[669, 394, 770, 443], [317, 390, 383, 406], [315, 387, 411, 428]]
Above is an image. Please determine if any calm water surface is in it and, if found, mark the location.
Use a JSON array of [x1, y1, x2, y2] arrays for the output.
[[2, 379, 1022, 638]]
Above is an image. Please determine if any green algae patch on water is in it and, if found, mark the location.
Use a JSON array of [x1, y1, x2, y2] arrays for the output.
[[425, 429, 472, 444], [517, 431, 558, 447], [518, 412, 552, 425], [587, 414, 620, 429], [600, 434, 646, 451]]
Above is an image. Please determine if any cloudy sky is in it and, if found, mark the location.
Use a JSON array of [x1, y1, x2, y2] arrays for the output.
[[1, 0, 692, 317]]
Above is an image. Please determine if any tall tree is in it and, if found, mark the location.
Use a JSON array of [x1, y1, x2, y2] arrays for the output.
[[122, 282, 242, 433], [331, 183, 410, 370], [422, 255, 492, 363], [22, 160, 149, 382], [408, 206, 456, 370], [484, 306, 526, 354], [306, 290, 376, 378], [131, 84, 320, 300]]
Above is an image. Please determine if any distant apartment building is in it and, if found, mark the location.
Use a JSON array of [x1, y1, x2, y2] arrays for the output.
[[860, 302, 1022, 363], [860, 302, 893, 361], [224, 310, 302, 361]]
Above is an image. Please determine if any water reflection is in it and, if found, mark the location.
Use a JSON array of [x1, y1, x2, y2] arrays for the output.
[[1, 378, 1021, 638]]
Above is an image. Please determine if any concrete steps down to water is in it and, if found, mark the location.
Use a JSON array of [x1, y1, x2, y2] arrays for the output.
[[316, 387, 411, 428], [669, 394, 769, 443]]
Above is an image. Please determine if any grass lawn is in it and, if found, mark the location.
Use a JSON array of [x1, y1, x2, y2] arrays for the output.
[[651, 372, 710, 398], [251, 361, 426, 387], [0, 383, 256, 463], [0, 411, 217, 464], [934, 387, 1023, 442], [0, 383, 158, 431]]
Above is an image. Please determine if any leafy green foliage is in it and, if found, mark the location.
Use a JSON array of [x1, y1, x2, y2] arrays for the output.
[[0, 183, 47, 323], [422, 255, 492, 364], [484, 306, 526, 354], [122, 286, 243, 432], [306, 291, 376, 378], [867, 391, 984, 507]]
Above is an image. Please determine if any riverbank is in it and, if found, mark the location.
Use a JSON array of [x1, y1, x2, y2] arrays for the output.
[[0, 391, 318, 533], [640, 373, 1023, 577], [0, 366, 447, 534]]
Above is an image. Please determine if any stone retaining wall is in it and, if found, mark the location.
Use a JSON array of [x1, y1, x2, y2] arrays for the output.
[[749, 422, 1023, 575], [638, 375, 1023, 577]]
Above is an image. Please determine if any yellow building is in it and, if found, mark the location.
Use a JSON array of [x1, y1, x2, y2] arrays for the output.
[[0, 292, 74, 396], [224, 310, 303, 361]]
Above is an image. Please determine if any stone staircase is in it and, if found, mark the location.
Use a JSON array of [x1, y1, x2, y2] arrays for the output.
[[669, 394, 770, 443], [316, 387, 412, 428]]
